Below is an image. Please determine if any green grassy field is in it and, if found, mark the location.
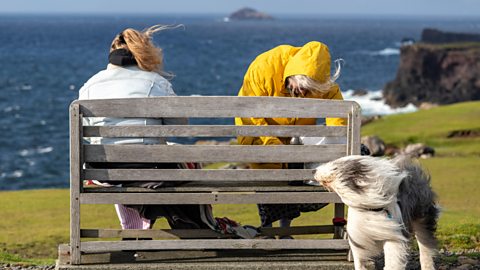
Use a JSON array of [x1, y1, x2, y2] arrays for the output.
[[1, 101, 479, 264]]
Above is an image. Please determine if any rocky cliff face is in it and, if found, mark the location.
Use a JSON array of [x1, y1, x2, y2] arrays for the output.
[[383, 43, 480, 108]]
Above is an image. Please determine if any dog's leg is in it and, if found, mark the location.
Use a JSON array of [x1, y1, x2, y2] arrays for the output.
[[349, 242, 371, 270], [413, 220, 437, 270], [383, 240, 408, 270]]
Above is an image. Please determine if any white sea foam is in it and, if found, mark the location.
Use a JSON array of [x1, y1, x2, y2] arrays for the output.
[[19, 146, 53, 156], [2, 170, 25, 178], [37, 146, 53, 154], [19, 149, 32, 157], [3, 105, 20, 113], [370, 48, 400, 56], [343, 89, 417, 116], [20, 84, 32, 90]]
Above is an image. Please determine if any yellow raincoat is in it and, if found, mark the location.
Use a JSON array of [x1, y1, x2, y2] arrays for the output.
[[235, 41, 346, 169]]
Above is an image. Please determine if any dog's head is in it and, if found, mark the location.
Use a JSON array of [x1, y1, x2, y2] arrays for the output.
[[314, 155, 407, 209], [314, 155, 372, 193]]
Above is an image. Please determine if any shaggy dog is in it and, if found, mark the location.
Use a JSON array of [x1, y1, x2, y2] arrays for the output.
[[314, 155, 439, 270]]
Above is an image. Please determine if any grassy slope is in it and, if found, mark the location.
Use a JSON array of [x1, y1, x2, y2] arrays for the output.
[[362, 101, 480, 250], [1, 101, 479, 263]]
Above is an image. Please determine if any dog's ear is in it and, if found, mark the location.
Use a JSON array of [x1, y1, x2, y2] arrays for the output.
[[338, 159, 371, 193]]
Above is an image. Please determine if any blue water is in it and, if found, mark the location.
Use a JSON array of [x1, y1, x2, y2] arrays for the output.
[[1, 14, 479, 190]]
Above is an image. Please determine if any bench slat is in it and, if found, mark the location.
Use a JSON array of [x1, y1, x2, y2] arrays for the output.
[[84, 144, 346, 163], [83, 184, 327, 193], [80, 239, 350, 252], [80, 192, 342, 204], [84, 169, 317, 181], [75, 96, 357, 118], [80, 226, 335, 239], [83, 125, 347, 138]]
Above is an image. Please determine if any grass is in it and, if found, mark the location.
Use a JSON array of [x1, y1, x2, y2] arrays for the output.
[[1, 101, 479, 264], [361, 101, 480, 155], [362, 101, 480, 251]]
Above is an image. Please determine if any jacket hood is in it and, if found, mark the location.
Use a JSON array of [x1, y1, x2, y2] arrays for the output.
[[283, 41, 331, 84]]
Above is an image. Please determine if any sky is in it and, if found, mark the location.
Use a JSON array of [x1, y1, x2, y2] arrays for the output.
[[1, 0, 479, 17]]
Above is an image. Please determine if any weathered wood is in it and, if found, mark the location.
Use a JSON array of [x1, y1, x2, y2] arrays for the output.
[[84, 169, 316, 181], [80, 192, 343, 204], [80, 239, 350, 252], [83, 183, 328, 193], [75, 96, 357, 118], [67, 97, 362, 265], [83, 125, 347, 138], [80, 225, 335, 239], [351, 105, 362, 155], [84, 144, 346, 163], [57, 244, 350, 265], [69, 103, 82, 265]]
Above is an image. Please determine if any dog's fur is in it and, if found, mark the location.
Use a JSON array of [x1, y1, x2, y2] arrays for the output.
[[314, 155, 439, 270]]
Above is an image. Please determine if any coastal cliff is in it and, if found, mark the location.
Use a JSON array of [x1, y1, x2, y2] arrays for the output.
[[383, 42, 480, 108]]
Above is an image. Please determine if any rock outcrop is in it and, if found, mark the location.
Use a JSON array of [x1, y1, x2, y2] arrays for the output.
[[421, 28, 480, 44], [227, 7, 273, 20], [383, 42, 480, 108], [361, 135, 386, 156]]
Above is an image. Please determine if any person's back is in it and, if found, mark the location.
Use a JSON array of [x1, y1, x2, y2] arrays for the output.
[[77, 25, 186, 230], [79, 65, 183, 145], [234, 41, 347, 236]]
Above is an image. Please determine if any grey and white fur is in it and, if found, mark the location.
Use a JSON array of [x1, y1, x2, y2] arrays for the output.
[[314, 155, 439, 270]]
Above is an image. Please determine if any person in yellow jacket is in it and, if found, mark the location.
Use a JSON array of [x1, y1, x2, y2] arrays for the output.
[[235, 41, 346, 237]]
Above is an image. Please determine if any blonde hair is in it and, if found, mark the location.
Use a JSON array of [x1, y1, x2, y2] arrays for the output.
[[110, 25, 180, 76], [288, 58, 344, 94]]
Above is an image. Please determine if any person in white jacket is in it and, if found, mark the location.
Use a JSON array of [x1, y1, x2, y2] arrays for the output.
[[78, 25, 186, 231]]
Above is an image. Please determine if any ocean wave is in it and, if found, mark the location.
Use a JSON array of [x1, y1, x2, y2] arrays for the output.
[[1, 170, 24, 179], [343, 89, 417, 116], [3, 105, 21, 113], [356, 48, 400, 56], [37, 146, 53, 154], [370, 48, 400, 56], [18, 146, 54, 157]]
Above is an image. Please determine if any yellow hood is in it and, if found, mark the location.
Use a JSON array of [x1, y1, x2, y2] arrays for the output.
[[283, 41, 331, 84]]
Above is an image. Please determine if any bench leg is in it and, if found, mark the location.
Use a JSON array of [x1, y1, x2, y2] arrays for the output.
[[70, 185, 81, 264], [334, 203, 345, 239]]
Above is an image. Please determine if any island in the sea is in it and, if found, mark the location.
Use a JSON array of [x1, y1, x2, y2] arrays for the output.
[[225, 7, 273, 21]]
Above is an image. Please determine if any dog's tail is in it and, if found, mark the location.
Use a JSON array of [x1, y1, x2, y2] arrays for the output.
[[393, 155, 440, 267]]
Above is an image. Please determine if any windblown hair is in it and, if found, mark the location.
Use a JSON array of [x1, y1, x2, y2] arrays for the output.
[[110, 25, 180, 76], [288, 58, 343, 95]]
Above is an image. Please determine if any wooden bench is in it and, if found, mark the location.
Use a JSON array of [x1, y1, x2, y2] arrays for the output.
[[65, 96, 361, 266]]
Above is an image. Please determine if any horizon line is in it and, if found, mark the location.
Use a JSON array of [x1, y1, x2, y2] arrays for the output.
[[1, 11, 479, 19]]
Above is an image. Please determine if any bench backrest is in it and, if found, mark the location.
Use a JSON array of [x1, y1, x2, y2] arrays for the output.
[[68, 96, 361, 265], [70, 96, 361, 190]]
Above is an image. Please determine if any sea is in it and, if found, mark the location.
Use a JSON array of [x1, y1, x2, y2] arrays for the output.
[[1, 14, 479, 190]]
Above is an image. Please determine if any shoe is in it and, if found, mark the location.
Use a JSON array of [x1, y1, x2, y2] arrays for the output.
[[279, 235, 294, 240]]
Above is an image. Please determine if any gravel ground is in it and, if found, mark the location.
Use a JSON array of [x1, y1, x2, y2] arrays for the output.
[[373, 251, 480, 270], [1, 251, 479, 270]]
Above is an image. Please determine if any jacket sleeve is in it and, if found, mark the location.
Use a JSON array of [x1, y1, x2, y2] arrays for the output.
[[238, 75, 283, 146], [151, 79, 188, 126], [325, 84, 347, 126]]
